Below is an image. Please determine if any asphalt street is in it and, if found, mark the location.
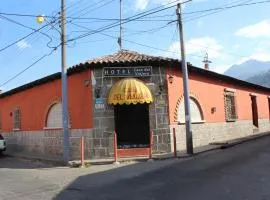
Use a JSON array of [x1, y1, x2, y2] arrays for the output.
[[57, 136, 270, 200], [1, 135, 270, 200]]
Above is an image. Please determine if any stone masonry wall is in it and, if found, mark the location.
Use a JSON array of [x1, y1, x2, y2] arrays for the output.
[[92, 65, 172, 154], [171, 119, 270, 151], [4, 129, 114, 161]]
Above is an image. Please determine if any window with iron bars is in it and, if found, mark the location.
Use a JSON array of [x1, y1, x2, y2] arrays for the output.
[[13, 108, 21, 130], [224, 91, 238, 121]]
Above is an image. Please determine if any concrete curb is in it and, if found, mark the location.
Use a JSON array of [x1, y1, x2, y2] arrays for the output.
[[219, 132, 270, 149]]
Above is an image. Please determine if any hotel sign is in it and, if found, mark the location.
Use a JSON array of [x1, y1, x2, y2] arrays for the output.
[[103, 66, 152, 77]]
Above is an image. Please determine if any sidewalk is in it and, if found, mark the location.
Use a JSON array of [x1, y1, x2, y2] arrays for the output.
[[69, 131, 270, 167]]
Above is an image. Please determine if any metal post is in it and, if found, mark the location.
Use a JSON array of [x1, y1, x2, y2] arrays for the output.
[[114, 132, 118, 164], [80, 136, 85, 168], [176, 3, 193, 154], [173, 128, 177, 157], [61, 0, 70, 163], [149, 131, 153, 160]]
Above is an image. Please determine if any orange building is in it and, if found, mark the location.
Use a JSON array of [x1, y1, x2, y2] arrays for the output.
[[0, 50, 269, 160]]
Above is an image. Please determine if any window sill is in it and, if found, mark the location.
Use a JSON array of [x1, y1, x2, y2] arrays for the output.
[[226, 119, 237, 122], [12, 129, 21, 131], [43, 127, 71, 130], [43, 127, 63, 130], [178, 120, 206, 125]]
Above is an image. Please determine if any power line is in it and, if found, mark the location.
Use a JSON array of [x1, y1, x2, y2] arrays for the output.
[[183, 0, 270, 22], [68, 0, 189, 43], [0, 12, 174, 21], [73, 18, 175, 23], [71, 0, 267, 45], [123, 23, 175, 37], [68, 0, 116, 19], [1, 0, 267, 23], [0, 11, 175, 23], [70, 22, 204, 59], [0, 15, 57, 49], [0, 47, 59, 87], [0, 19, 56, 53], [3, 0, 266, 86], [70, 21, 174, 43], [70, 21, 252, 61], [183, 0, 268, 15], [0, 12, 55, 19]]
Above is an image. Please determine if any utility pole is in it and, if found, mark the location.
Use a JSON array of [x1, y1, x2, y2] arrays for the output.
[[176, 3, 193, 154], [118, 0, 123, 50], [61, 0, 70, 163]]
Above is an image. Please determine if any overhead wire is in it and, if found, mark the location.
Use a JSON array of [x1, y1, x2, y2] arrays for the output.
[[183, 0, 270, 22], [0, 18, 57, 53], [2, 0, 269, 87], [1, 0, 267, 23], [67, 0, 191, 43], [0, 15, 57, 49], [0, 46, 59, 87], [0, 0, 116, 88], [69, 22, 204, 59], [68, 0, 117, 19]]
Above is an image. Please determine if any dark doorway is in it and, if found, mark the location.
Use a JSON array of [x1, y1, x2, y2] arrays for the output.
[[251, 96, 259, 128], [114, 103, 150, 149]]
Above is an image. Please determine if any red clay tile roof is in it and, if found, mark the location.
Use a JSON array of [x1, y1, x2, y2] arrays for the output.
[[72, 49, 177, 67]]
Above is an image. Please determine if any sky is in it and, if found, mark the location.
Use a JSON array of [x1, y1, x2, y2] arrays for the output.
[[0, 0, 270, 91]]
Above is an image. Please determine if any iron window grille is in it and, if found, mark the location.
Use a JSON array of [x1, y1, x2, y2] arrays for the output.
[[13, 108, 21, 130], [224, 91, 238, 121]]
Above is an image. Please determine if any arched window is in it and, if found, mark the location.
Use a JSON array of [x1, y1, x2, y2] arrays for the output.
[[46, 103, 63, 128], [177, 97, 204, 123]]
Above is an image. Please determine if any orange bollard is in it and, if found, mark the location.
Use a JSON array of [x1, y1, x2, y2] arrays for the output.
[[149, 131, 153, 160], [173, 128, 177, 158], [80, 136, 85, 167], [114, 132, 118, 163]]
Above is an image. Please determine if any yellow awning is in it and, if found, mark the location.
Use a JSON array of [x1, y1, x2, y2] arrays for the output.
[[108, 78, 153, 105]]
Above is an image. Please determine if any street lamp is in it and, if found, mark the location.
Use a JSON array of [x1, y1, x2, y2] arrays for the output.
[[36, 15, 45, 24]]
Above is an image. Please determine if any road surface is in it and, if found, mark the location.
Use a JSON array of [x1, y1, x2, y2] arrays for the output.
[[1, 135, 270, 200]]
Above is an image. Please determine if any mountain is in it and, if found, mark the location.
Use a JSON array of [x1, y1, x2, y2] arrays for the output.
[[247, 69, 270, 87], [224, 60, 270, 80]]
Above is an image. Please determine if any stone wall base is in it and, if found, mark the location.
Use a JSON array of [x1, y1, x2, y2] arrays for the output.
[[3, 129, 114, 161], [3, 119, 268, 160], [171, 119, 270, 151]]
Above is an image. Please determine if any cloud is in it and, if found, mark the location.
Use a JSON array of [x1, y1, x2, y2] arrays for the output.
[[236, 19, 270, 38], [236, 49, 270, 65], [134, 0, 175, 10], [135, 0, 149, 10], [134, 0, 206, 10], [233, 44, 240, 49], [165, 37, 224, 60], [16, 40, 31, 50]]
